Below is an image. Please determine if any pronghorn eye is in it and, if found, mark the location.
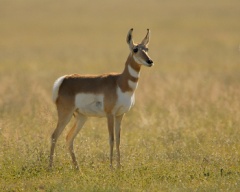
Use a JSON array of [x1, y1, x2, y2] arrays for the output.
[[133, 48, 138, 53]]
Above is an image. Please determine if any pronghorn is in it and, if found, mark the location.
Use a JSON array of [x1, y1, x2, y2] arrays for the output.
[[49, 28, 154, 169]]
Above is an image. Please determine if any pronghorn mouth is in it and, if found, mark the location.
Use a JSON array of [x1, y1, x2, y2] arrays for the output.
[[142, 62, 154, 67], [145, 61, 154, 67], [147, 63, 154, 67]]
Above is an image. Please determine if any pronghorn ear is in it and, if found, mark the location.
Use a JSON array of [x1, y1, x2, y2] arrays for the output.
[[141, 29, 150, 47], [126, 28, 134, 49]]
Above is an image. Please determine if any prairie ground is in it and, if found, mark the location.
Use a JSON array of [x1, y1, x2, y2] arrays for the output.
[[0, 0, 240, 191]]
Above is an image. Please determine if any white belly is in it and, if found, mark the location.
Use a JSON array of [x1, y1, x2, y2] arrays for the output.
[[113, 86, 135, 116], [75, 87, 135, 117], [75, 93, 105, 117]]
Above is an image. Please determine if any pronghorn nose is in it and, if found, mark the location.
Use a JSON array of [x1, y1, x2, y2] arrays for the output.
[[147, 59, 153, 65]]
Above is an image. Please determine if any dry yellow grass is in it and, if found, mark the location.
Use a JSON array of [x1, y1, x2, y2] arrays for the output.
[[0, 0, 240, 191]]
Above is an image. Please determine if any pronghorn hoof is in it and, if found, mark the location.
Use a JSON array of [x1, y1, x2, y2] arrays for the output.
[[109, 164, 114, 170], [117, 164, 123, 169]]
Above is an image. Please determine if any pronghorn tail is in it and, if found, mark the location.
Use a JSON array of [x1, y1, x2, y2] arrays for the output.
[[52, 76, 66, 103]]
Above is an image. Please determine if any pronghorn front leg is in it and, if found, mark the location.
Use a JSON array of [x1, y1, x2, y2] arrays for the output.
[[107, 113, 114, 168], [115, 114, 124, 168]]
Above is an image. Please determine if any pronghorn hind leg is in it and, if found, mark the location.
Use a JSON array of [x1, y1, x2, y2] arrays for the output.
[[66, 114, 87, 170], [115, 114, 124, 169], [107, 114, 114, 168], [49, 107, 74, 169]]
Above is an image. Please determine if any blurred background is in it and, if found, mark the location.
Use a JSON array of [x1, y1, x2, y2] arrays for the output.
[[1, 0, 239, 73], [1, 0, 240, 155], [1, 0, 240, 119], [1, 0, 240, 190], [1, 0, 240, 143]]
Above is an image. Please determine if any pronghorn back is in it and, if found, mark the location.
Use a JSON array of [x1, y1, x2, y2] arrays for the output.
[[53, 73, 125, 117]]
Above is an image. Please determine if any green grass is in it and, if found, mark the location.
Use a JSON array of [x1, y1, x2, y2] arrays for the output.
[[1, 0, 240, 191]]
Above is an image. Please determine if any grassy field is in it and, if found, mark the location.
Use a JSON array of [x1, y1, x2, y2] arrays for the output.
[[1, 0, 240, 191]]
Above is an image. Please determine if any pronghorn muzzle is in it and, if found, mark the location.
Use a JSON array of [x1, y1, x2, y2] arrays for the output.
[[146, 59, 153, 67]]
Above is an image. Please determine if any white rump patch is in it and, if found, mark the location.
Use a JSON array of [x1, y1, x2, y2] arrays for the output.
[[128, 64, 140, 78], [52, 75, 66, 103], [128, 80, 138, 90], [75, 93, 105, 117]]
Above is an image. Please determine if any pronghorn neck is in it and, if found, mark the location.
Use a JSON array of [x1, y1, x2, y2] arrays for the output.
[[117, 53, 141, 92]]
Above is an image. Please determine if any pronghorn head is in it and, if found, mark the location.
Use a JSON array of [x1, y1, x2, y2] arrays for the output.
[[126, 28, 154, 67]]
